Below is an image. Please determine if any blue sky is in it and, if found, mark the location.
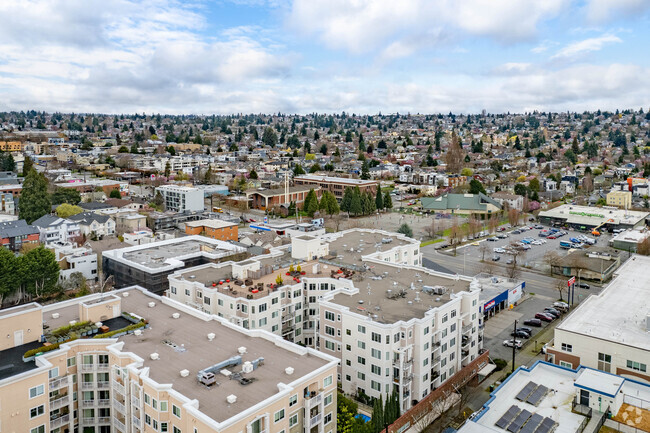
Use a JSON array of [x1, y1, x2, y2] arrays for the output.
[[0, 0, 648, 114]]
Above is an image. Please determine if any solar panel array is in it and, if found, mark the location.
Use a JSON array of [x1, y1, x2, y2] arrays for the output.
[[496, 405, 521, 429], [515, 381, 538, 401], [520, 413, 544, 433], [535, 417, 557, 433], [507, 409, 532, 432], [526, 385, 549, 406]]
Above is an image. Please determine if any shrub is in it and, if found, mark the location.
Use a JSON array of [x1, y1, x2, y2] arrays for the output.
[[493, 358, 508, 371], [93, 321, 146, 339], [24, 342, 62, 359], [50, 321, 92, 338]]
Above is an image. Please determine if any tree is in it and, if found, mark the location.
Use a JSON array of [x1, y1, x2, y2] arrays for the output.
[[375, 188, 384, 210], [22, 155, 34, 176], [448, 216, 462, 256], [397, 223, 413, 238], [303, 189, 319, 216], [204, 166, 213, 184], [19, 169, 51, 224], [293, 164, 306, 176], [337, 393, 358, 433], [22, 246, 60, 299], [508, 209, 520, 226], [383, 191, 393, 210], [555, 277, 567, 301], [469, 179, 486, 195], [0, 247, 20, 305], [341, 187, 353, 213], [262, 127, 278, 147], [444, 131, 464, 173], [0, 152, 15, 171], [164, 161, 171, 178], [360, 160, 370, 180], [249, 169, 258, 180], [349, 188, 362, 216], [323, 191, 340, 215], [529, 177, 540, 193], [51, 188, 81, 205], [309, 163, 321, 173], [543, 251, 562, 276], [56, 204, 83, 218], [118, 145, 129, 153], [109, 189, 121, 199], [514, 183, 529, 197], [320, 143, 327, 155]]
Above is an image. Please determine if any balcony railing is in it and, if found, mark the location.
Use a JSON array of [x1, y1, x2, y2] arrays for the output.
[[50, 414, 70, 430], [49, 375, 70, 390], [132, 416, 142, 428], [462, 324, 472, 334], [80, 363, 95, 372], [310, 413, 322, 427], [113, 417, 126, 432], [50, 395, 70, 410], [97, 381, 110, 389], [112, 380, 125, 395], [98, 399, 111, 406], [82, 382, 95, 390], [82, 417, 95, 424], [98, 416, 111, 424], [82, 399, 96, 407], [113, 398, 126, 414], [131, 396, 141, 407]]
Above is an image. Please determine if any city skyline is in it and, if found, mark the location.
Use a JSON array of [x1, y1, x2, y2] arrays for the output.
[[0, 0, 649, 114]]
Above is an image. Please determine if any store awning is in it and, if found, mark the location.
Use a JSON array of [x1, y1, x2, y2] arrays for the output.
[[478, 363, 497, 377]]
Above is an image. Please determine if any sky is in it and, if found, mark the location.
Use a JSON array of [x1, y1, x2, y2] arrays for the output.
[[0, 0, 649, 115]]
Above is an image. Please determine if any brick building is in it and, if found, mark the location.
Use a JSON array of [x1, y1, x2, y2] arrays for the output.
[[185, 219, 239, 241], [293, 175, 377, 199], [246, 185, 318, 210]]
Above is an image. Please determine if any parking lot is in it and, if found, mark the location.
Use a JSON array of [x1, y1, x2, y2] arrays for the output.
[[461, 224, 612, 273]]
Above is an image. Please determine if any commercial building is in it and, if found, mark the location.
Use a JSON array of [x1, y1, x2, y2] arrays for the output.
[[167, 228, 487, 412], [294, 175, 377, 199], [246, 186, 318, 211], [102, 236, 246, 294], [460, 361, 650, 433], [473, 274, 524, 321], [185, 219, 239, 241], [155, 185, 204, 212], [546, 255, 650, 382], [0, 219, 40, 252], [609, 229, 650, 252], [538, 204, 649, 231], [0, 286, 338, 433], [421, 193, 502, 216], [606, 190, 632, 209], [0, 140, 24, 151], [551, 248, 621, 283]]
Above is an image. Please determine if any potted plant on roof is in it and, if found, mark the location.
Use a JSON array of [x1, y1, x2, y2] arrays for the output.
[[275, 274, 283, 286]]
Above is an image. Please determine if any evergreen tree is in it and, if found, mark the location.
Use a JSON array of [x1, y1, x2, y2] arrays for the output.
[[164, 161, 171, 178], [22, 155, 33, 176], [360, 160, 370, 180], [349, 188, 362, 216], [306, 193, 319, 217], [293, 164, 306, 176], [372, 395, 385, 433], [320, 143, 327, 155], [303, 189, 317, 214], [397, 223, 413, 238], [19, 169, 51, 224], [22, 246, 60, 298], [249, 169, 258, 180], [341, 187, 353, 213], [383, 191, 393, 210], [204, 166, 213, 184], [375, 187, 384, 210], [262, 127, 278, 147]]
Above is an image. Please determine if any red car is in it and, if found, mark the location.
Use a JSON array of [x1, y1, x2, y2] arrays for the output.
[[535, 312, 554, 322], [547, 235, 557, 239]]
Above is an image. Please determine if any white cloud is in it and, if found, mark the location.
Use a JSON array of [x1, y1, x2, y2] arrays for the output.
[[551, 34, 622, 59], [584, 0, 650, 23]]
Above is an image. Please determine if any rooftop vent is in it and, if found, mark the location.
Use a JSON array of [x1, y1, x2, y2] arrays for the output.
[[242, 361, 254, 374], [207, 333, 215, 341], [226, 394, 237, 404], [198, 371, 218, 387], [134, 329, 142, 336], [150, 353, 159, 360], [122, 292, 129, 297], [180, 369, 190, 377], [52, 313, 60, 319], [69, 320, 77, 325], [285, 367, 294, 375], [148, 302, 156, 308], [238, 346, 247, 354], [220, 369, 232, 377], [172, 313, 180, 319], [95, 322, 102, 327]]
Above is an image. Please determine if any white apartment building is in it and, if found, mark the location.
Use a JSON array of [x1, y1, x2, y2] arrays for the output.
[[32, 215, 82, 245], [155, 185, 204, 212], [0, 287, 338, 433], [49, 242, 98, 281], [546, 254, 650, 383]]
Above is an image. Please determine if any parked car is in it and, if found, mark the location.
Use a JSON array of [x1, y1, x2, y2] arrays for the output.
[[523, 319, 543, 327], [535, 312, 554, 322], [547, 235, 557, 239], [512, 230, 521, 234], [511, 330, 531, 338], [487, 237, 499, 242], [492, 255, 500, 261], [503, 339, 523, 349], [497, 234, 508, 239], [578, 283, 590, 289], [544, 307, 561, 317], [534, 225, 544, 229], [506, 258, 514, 264], [494, 248, 506, 253], [553, 302, 569, 311]]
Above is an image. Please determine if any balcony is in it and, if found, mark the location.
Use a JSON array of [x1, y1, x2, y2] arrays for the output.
[[132, 416, 142, 428], [305, 392, 323, 409], [97, 381, 110, 389], [98, 399, 111, 406], [112, 380, 126, 395], [113, 417, 126, 432], [131, 396, 141, 407], [310, 413, 322, 427], [82, 399, 96, 407], [98, 416, 111, 424], [50, 395, 70, 410], [49, 375, 70, 390], [113, 398, 126, 414], [431, 355, 441, 364], [97, 363, 111, 371], [82, 417, 95, 424], [82, 382, 95, 390], [462, 324, 472, 335], [50, 414, 70, 430], [80, 363, 95, 372]]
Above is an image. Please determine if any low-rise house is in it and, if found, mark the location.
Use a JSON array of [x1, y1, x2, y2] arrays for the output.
[[0, 219, 40, 252], [68, 212, 116, 239], [491, 191, 524, 211], [184, 219, 239, 241], [32, 215, 81, 244], [48, 242, 98, 281]]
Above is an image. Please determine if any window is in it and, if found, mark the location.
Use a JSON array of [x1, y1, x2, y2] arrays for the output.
[[145, 414, 152, 425], [98, 354, 109, 364], [30, 427, 45, 433], [357, 341, 365, 349], [259, 318, 267, 327], [83, 354, 94, 365], [289, 394, 298, 407], [185, 289, 190, 296], [560, 361, 573, 368], [442, 314, 448, 323], [259, 303, 267, 312], [153, 398, 158, 410], [598, 353, 612, 373], [371, 332, 381, 343], [561, 343, 572, 353], [30, 405, 45, 418], [371, 365, 381, 375], [49, 367, 59, 379], [174, 427, 182, 433], [67, 357, 76, 367], [29, 384, 44, 399], [325, 311, 335, 321], [171, 287, 177, 294], [423, 326, 429, 335], [325, 326, 335, 336], [172, 404, 181, 418], [371, 381, 381, 391], [450, 324, 456, 332], [358, 325, 366, 334], [451, 310, 457, 318], [371, 348, 381, 359], [325, 340, 335, 351], [275, 409, 285, 422], [144, 394, 151, 405], [450, 337, 456, 347], [357, 372, 365, 380], [289, 414, 299, 427], [161, 423, 168, 432], [324, 413, 332, 424], [324, 393, 333, 406], [627, 360, 647, 372], [204, 297, 211, 305], [160, 401, 168, 412], [358, 356, 366, 365], [324, 375, 333, 387]]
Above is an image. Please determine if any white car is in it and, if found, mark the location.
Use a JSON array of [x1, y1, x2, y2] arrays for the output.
[[503, 339, 523, 349], [531, 240, 543, 245], [494, 248, 506, 253]]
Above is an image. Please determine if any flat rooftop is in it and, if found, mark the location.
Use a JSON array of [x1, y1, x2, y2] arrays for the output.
[[539, 205, 649, 226], [556, 254, 650, 352], [47, 288, 332, 423], [185, 219, 237, 229], [324, 230, 415, 267], [473, 274, 522, 302], [329, 263, 470, 324]]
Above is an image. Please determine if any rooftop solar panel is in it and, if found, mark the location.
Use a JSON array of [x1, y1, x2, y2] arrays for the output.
[[507, 409, 532, 433], [526, 385, 549, 406], [534, 417, 556, 433], [516, 381, 538, 401], [495, 405, 521, 429], [520, 413, 544, 433]]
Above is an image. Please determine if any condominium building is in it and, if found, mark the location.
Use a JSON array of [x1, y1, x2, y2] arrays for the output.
[[546, 254, 650, 382], [167, 229, 485, 412], [155, 185, 204, 213], [0, 286, 338, 433]]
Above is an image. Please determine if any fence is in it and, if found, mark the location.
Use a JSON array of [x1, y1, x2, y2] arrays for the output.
[[604, 418, 645, 433], [387, 351, 490, 433], [624, 394, 650, 411]]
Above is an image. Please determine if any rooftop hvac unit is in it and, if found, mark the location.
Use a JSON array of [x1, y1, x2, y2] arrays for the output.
[[95, 322, 103, 327], [238, 346, 247, 354], [122, 292, 129, 297], [52, 313, 60, 319], [285, 367, 294, 375], [69, 320, 77, 325], [226, 395, 237, 404], [207, 333, 216, 341], [150, 353, 159, 360], [180, 369, 190, 377], [220, 369, 232, 377], [148, 302, 156, 308], [242, 362, 254, 374], [198, 372, 218, 386], [134, 330, 142, 336], [172, 313, 180, 319]]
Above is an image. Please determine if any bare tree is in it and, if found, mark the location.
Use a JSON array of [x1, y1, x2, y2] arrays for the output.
[[507, 242, 527, 280], [637, 236, 650, 255], [444, 131, 465, 174], [425, 218, 438, 240], [479, 243, 489, 262], [411, 391, 460, 433], [468, 215, 481, 239], [543, 251, 562, 275], [508, 209, 520, 227], [555, 277, 568, 301], [487, 214, 499, 234], [582, 173, 594, 194], [448, 216, 462, 256]]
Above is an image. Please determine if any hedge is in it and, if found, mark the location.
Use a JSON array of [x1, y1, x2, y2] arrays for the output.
[[24, 342, 63, 359], [93, 321, 146, 339], [50, 321, 92, 338]]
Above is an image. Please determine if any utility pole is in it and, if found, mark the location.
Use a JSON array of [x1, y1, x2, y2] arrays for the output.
[[512, 319, 517, 373]]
